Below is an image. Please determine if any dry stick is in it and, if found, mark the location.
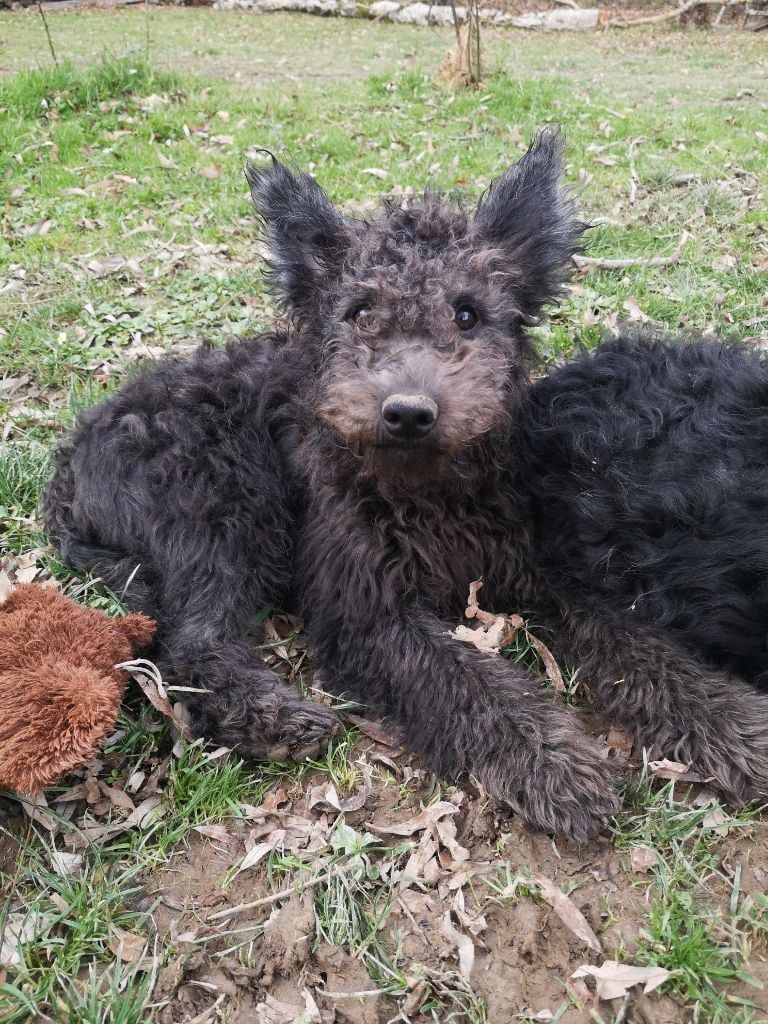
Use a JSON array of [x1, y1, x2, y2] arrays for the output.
[[207, 869, 333, 922], [574, 230, 691, 271], [448, 0, 463, 48], [627, 135, 645, 206], [469, 0, 481, 85], [609, 0, 746, 28], [36, 0, 59, 67]]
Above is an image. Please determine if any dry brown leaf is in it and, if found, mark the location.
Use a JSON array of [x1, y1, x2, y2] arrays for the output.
[[701, 805, 734, 835], [533, 875, 602, 954], [527, 634, 566, 693], [571, 960, 673, 1001], [712, 254, 737, 272], [307, 764, 373, 815], [603, 725, 633, 760], [49, 851, 83, 878], [69, 793, 164, 845], [199, 164, 223, 179], [236, 829, 285, 873], [256, 992, 332, 1024], [371, 800, 458, 837], [629, 845, 659, 873], [14, 549, 43, 584], [452, 619, 516, 653], [400, 831, 439, 888], [193, 824, 236, 845], [157, 151, 178, 170], [122, 661, 192, 739], [108, 927, 147, 964], [98, 781, 136, 812], [24, 218, 54, 237], [434, 814, 470, 868], [464, 579, 496, 627], [0, 914, 47, 967], [346, 713, 405, 747], [440, 911, 475, 980], [623, 298, 650, 322], [649, 758, 705, 783], [454, 580, 522, 652]]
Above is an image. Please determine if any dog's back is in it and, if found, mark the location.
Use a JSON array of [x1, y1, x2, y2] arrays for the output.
[[524, 333, 768, 680]]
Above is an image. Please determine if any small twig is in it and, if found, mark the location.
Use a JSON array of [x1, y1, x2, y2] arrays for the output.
[[627, 136, 645, 205], [182, 994, 227, 1024], [321, 989, 391, 999], [574, 231, 690, 271], [448, 0, 463, 48], [207, 870, 331, 922], [609, 0, 746, 28], [36, 0, 59, 67]]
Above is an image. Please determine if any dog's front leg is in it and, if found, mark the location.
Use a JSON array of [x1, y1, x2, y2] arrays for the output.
[[156, 550, 339, 763], [308, 604, 618, 839], [559, 603, 768, 803]]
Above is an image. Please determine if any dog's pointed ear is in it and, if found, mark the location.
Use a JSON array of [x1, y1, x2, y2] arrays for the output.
[[246, 154, 348, 316], [473, 128, 584, 320]]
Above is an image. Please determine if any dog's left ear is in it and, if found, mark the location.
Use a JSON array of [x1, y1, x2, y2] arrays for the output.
[[473, 128, 584, 320], [246, 155, 348, 316]]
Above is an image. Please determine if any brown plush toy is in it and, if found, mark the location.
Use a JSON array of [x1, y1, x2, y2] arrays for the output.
[[0, 584, 155, 794]]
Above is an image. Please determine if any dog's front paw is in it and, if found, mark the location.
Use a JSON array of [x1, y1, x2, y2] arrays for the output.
[[265, 697, 341, 762], [673, 702, 768, 805], [191, 676, 340, 763], [480, 740, 619, 841]]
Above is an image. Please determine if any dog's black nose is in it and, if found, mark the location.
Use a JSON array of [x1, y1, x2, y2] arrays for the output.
[[381, 394, 439, 440]]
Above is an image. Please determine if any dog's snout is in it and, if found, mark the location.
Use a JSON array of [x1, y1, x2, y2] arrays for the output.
[[381, 394, 439, 440]]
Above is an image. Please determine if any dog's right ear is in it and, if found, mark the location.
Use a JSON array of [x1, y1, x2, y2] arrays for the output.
[[246, 154, 348, 317]]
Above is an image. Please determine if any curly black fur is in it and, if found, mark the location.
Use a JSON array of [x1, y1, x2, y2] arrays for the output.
[[43, 129, 768, 839]]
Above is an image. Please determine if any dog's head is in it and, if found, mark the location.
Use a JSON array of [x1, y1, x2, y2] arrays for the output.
[[247, 129, 582, 486]]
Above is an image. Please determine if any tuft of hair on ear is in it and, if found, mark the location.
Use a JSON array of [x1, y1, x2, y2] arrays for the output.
[[245, 153, 348, 317], [473, 127, 586, 322]]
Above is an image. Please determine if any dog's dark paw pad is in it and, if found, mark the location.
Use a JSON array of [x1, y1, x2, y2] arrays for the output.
[[266, 701, 340, 762]]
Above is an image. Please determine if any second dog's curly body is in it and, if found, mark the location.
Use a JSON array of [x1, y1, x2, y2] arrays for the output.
[[44, 132, 768, 838]]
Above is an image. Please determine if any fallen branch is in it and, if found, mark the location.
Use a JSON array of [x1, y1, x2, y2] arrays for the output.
[[207, 870, 331, 922], [574, 231, 690, 271], [608, 0, 747, 28]]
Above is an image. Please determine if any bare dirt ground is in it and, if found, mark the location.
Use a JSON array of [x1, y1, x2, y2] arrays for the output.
[[140, 741, 768, 1023]]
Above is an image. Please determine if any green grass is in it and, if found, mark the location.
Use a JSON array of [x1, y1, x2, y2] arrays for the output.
[[613, 769, 767, 1023], [1, 837, 154, 1024], [1, 17, 767, 1024]]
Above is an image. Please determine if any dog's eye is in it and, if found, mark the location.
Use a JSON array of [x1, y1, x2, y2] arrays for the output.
[[454, 305, 478, 331], [353, 308, 377, 331]]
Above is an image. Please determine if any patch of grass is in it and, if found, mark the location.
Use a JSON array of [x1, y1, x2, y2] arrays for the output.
[[145, 741, 276, 854], [0, 55, 180, 120], [0, 441, 50, 551], [613, 767, 765, 1022], [1, 837, 154, 1024], [305, 732, 365, 792]]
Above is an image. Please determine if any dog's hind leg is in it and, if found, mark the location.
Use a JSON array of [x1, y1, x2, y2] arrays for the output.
[[42, 378, 339, 763], [558, 602, 768, 803]]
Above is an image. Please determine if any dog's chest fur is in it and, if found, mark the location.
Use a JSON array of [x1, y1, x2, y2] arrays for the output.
[[297, 473, 531, 620]]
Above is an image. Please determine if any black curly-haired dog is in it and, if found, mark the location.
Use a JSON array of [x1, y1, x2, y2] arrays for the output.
[[44, 130, 768, 839]]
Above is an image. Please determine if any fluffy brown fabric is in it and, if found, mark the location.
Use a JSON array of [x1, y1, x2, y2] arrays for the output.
[[0, 584, 155, 793]]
